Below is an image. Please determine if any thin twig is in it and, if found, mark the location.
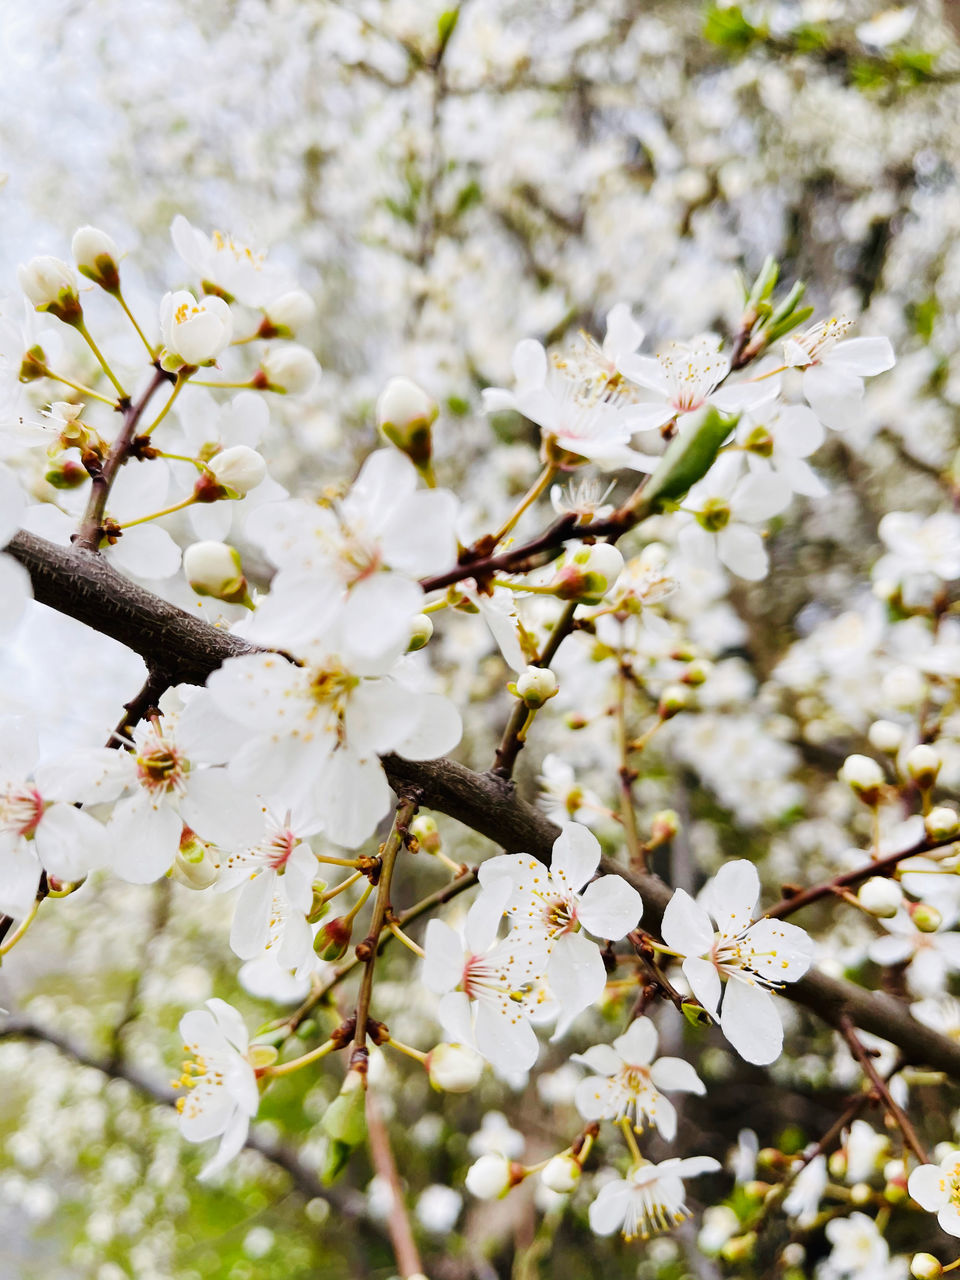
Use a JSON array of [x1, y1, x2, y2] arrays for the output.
[[366, 1088, 424, 1278], [839, 1015, 929, 1164]]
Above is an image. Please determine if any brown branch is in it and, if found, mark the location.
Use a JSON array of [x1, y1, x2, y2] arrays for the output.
[[12, 530, 960, 1080], [366, 1088, 424, 1278], [839, 1015, 929, 1164], [76, 365, 173, 550]]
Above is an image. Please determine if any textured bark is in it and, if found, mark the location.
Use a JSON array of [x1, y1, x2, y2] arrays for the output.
[[11, 529, 960, 1079]]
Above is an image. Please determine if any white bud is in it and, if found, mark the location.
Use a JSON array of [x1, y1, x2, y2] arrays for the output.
[[839, 754, 885, 801], [910, 901, 942, 934], [18, 255, 81, 322], [911, 1254, 943, 1279], [260, 344, 320, 396], [377, 377, 438, 473], [208, 445, 266, 496], [925, 806, 960, 841], [515, 666, 559, 708], [857, 876, 902, 918], [659, 683, 692, 718], [264, 289, 315, 335], [407, 613, 434, 652], [183, 540, 249, 603], [540, 1154, 580, 1194], [882, 664, 926, 709], [159, 289, 233, 366], [552, 542, 624, 603], [71, 226, 121, 291], [868, 719, 904, 753], [426, 1043, 484, 1093], [171, 832, 220, 890], [464, 1153, 512, 1200], [850, 1182, 872, 1205], [906, 744, 941, 788]]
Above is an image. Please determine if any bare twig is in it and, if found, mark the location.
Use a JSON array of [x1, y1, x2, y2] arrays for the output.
[[839, 1016, 929, 1164], [366, 1088, 424, 1277]]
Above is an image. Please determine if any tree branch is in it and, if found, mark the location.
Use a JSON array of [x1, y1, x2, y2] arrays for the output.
[[11, 530, 960, 1080]]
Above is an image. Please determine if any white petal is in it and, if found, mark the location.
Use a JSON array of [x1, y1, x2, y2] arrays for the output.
[[317, 749, 390, 848], [682, 956, 722, 1019], [512, 339, 547, 388], [465, 877, 512, 955], [230, 874, 274, 959], [577, 875, 643, 940], [908, 1163, 949, 1212], [720, 980, 783, 1065], [716, 524, 768, 581], [551, 823, 601, 891], [473, 1000, 539, 1073], [588, 1180, 631, 1235], [0, 554, 31, 638], [0, 841, 42, 917], [733, 471, 791, 522], [612, 1016, 658, 1066], [34, 805, 105, 879], [649, 1057, 706, 1096], [108, 523, 182, 580], [197, 1109, 250, 1182], [107, 792, 181, 883], [423, 920, 466, 994], [829, 336, 895, 376], [705, 859, 759, 933], [661, 888, 714, 956], [381, 490, 459, 578], [181, 768, 262, 849], [547, 932, 606, 1021], [393, 693, 462, 761]]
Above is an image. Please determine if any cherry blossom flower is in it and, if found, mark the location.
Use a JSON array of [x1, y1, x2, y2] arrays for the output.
[[551, 302, 646, 387], [206, 650, 462, 847], [677, 453, 792, 581], [909, 1150, 960, 1237], [618, 337, 777, 431], [217, 804, 323, 972], [868, 909, 960, 996], [247, 450, 459, 660], [823, 1212, 893, 1279], [660, 859, 815, 1064], [783, 317, 895, 431], [0, 716, 105, 917], [174, 998, 260, 1181], [421, 882, 550, 1076], [482, 337, 658, 471], [873, 511, 960, 600], [478, 823, 643, 1034], [737, 403, 827, 498], [160, 289, 233, 367], [171, 215, 292, 307], [573, 1016, 705, 1141], [0, 463, 32, 639], [588, 1156, 720, 1241]]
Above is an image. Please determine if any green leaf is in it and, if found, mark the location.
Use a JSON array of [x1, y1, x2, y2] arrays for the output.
[[437, 8, 460, 49], [642, 407, 737, 513], [703, 4, 758, 52]]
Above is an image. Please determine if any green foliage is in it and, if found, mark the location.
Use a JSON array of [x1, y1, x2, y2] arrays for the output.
[[703, 5, 759, 53]]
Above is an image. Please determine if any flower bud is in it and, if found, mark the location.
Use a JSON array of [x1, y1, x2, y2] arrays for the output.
[[205, 445, 267, 497], [171, 828, 220, 890], [839, 754, 885, 804], [72, 226, 121, 292], [857, 876, 902, 919], [909, 901, 942, 934], [828, 1151, 847, 1179], [882, 664, 926, 709], [550, 543, 624, 604], [911, 1254, 943, 1279], [410, 814, 441, 855], [719, 1233, 757, 1263], [18, 255, 82, 325], [159, 289, 233, 367], [658, 683, 692, 719], [183, 540, 251, 605], [377, 377, 438, 473], [868, 719, 904, 753], [464, 1153, 513, 1200], [259, 344, 320, 396], [407, 613, 434, 652], [782, 1244, 805, 1268], [262, 289, 316, 337], [514, 666, 559, 709], [44, 458, 89, 490], [849, 1181, 872, 1205], [925, 807, 960, 841], [649, 809, 680, 846], [314, 915, 353, 961], [906, 743, 941, 789], [682, 658, 712, 686], [321, 1069, 367, 1185], [540, 1154, 581, 1194], [426, 1043, 484, 1093]]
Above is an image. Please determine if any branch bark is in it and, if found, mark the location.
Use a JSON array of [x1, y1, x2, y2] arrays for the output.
[[11, 530, 960, 1080]]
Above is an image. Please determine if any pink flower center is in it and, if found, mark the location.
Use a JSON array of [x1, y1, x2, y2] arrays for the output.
[[0, 786, 45, 838]]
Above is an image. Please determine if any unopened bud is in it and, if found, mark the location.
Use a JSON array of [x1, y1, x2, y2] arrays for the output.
[[259, 344, 320, 396], [307, 881, 329, 924], [205, 445, 266, 498], [465, 1153, 513, 1199], [550, 543, 624, 604], [839, 754, 885, 804], [719, 1233, 756, 1263], [540, 1154, 581, 1194], [377, 377, 438, 473], [782, 1244, 805, 1268], [911, 1254, 943, 1279], [925, 807, 960, 841], [407, 613, 434, 652], [183, 540, 252, 605], [315, 915, 352, 961], [514, 665, 559, 709], [909, 901, 942, 933], [18, 255, 82, 325], [828, 1151, 847, 1179], [45, 458, 89, 490], [649, 809, 680, 846], [72, 226, 121, 293], [906, 744, 941, 789], [19, 345, 47, 381], [682, 658, 712, 686], [426, 1043, 484, 1093], [321, 1067, 367, 1175], [171, 828, 220, 889], [262, 289, 316, 337], [658, 684, 691, 719], [868, 719, 904, 753], [849, 1181, 872, 1205], [857, 876, 902, 919], [410, 815, 441, 854]]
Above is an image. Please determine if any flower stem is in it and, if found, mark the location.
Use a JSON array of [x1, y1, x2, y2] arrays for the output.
[[321, 870, 365, 903], [263, 1036, 336, 1078], [387, 921, 425, 958], [114, 290, 156, 358], [142, 372, 187, 436], [491, 464, 557, 544], [386, 1036, 428, 1064], [75, 320, 128, 400], [0, 899, 40, 955], [38, 366, 119, 407], [118, 495, 198, 529]]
